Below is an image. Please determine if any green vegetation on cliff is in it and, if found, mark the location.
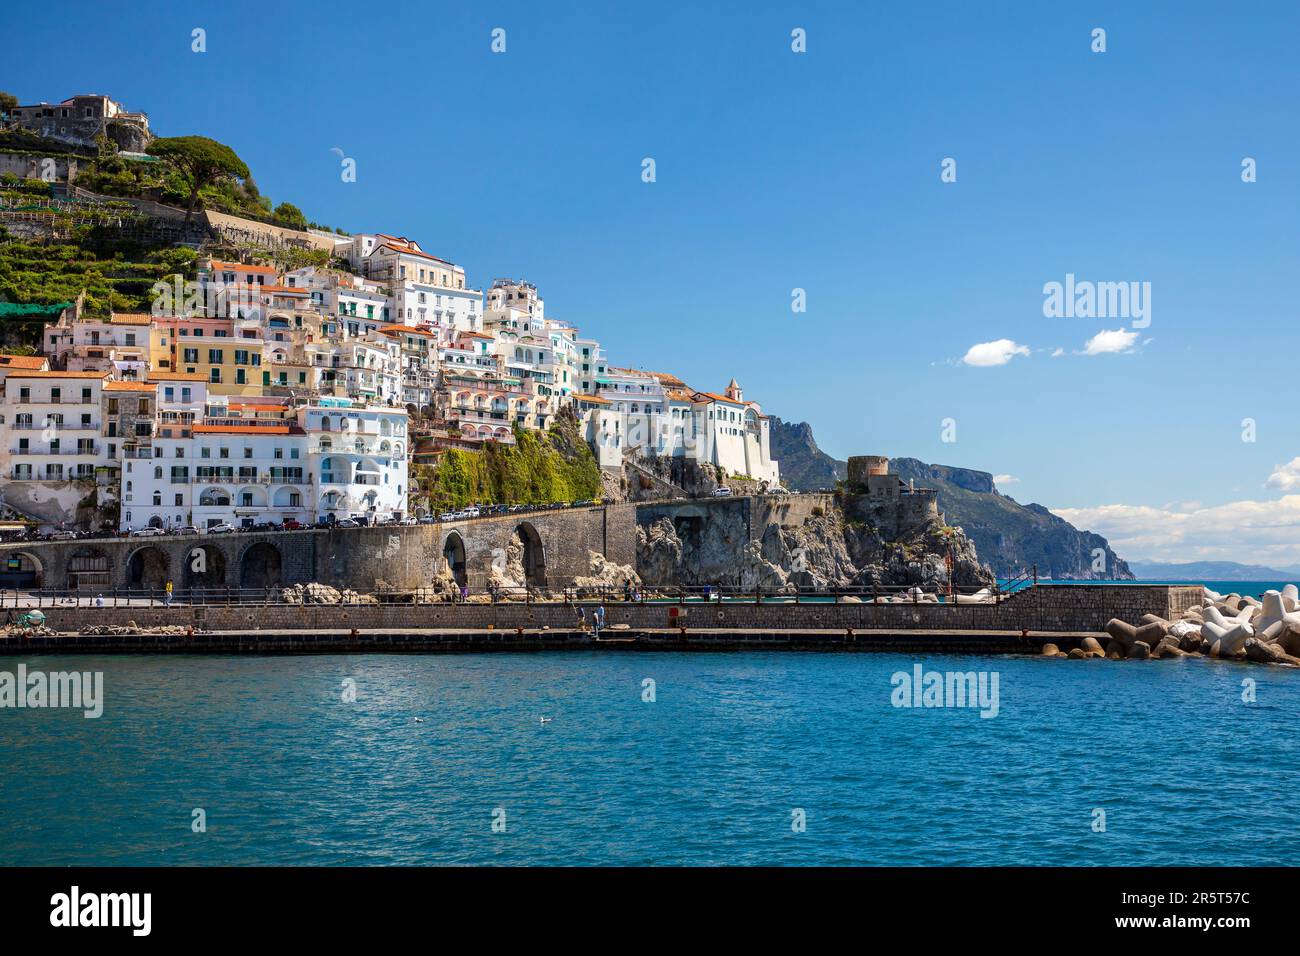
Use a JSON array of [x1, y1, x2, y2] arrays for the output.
[[0, 217, 195, 329], [416, 415, 602, 511]]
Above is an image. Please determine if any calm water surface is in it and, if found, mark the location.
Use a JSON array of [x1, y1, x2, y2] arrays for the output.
[[1, 651, 1296, 865]]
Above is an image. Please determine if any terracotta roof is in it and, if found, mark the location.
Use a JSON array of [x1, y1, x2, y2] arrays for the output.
[[206, 260, 279, 275], [103, 381, 157, 392], [645, 371, 688, 388], [109, 313, 153, 325], [261, 285, 309, 295], [0, 355, 49, 370], [5, 370, 109, 380], [576, 394, 612, 405], [379, 324, 437, 337], [376, 242, 456, 267]]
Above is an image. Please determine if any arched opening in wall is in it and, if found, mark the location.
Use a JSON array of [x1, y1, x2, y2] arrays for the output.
[[183, 545, 228, 591], [0, 552, 44, 589], [515, 523, 546, 588], [148, 514, 165, 529], [126, 546, 170, 590], [65, 547, 110, 591], [239, 542, 283, 590], [442, 532, 468, 587]]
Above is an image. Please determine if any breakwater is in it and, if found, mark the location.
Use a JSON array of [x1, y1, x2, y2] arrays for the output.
[[1, 585, 1202, 654]]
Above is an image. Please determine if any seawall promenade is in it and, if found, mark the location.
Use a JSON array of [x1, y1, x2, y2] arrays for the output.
[[0, 584, 1203, 654]]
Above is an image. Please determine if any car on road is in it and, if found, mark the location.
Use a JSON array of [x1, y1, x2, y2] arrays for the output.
[[130, 526, 167, 537], [48, 530, 78, 540], [335, 518, 362, 529], [417, 515, 437, 525], [282, 519, 303, 531], [709, 487, 733, 497], [172, 526, 201, 536], [439, 511, 458, 521], [206, 523, 236, 534], [461, 507, 480, 519]]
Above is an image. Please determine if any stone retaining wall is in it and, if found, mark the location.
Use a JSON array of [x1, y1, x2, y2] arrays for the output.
[[16, 585, 1201, 635]]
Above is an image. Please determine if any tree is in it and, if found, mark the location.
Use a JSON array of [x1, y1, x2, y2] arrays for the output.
[[0, 91, 17, 118], [272, 201, 307, 229], [146, 136, 250, 226]]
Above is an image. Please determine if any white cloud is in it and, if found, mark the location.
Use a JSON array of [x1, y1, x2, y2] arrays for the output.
[[961, 339, 1030, 367], [993, 474, 1019, 486], [1082, 328, 1139, 355], [1050, 347, 1065, 358], [1266, 457, 1300, 491], [1054, 495, 1300, 566]]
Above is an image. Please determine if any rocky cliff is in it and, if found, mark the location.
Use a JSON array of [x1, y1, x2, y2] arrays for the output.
[[636, 494, 994, 593], [888, 459, 1133, 580], [768, 417, 846, 490], [768, 418, 1132, 580]]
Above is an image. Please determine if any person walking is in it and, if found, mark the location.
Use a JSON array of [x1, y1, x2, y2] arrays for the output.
[[594, 604, 606, 637]]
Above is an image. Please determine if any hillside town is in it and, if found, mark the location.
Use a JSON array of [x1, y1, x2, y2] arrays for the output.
[[0, 96, 781, 534]]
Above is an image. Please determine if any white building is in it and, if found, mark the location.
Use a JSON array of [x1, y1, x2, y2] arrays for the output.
[[300, 403, 408, 523], [1, 371, 108, 482], [348, 234, 482, 338]]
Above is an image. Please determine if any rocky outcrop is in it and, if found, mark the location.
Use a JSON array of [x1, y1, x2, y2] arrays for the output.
[[571, 551, 641, 596], [281, 583, 377, 605], [767, 420, 1132, 580], [888, 459, 1133, 580], [636, 497, 994, 592]]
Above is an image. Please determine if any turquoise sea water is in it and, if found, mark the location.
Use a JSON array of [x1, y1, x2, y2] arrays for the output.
[[2, 650, 1297, 866]]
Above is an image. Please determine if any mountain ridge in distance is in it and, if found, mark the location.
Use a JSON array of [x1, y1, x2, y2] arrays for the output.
[[767, 416, 1133, 580]]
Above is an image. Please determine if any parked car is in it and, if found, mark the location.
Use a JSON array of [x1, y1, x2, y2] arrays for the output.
[[172, 526, 201, 536], [206, 523, 236, 534], [461, 507, 480, 519], [438, 511, 457, 521], [710, 487, 733, 497], [282, 519, 303, 531], [130, 526, 166, 537], [417, 515, 437, 525], [336, 518, 362, 529], [48, 530, 78, 540]]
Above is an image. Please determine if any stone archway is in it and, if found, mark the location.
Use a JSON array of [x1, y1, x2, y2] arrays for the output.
[[65, 547, 110, 592], [515, 522, 547, 588], [183, 544, 229, 591], [126, 546, 170, 590], [442, 531, 467, 587], [1, 551, 44, 589], [239, 542, 283, 590]]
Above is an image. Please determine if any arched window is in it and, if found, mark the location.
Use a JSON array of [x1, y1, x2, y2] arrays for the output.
[[154, 466, 163, 479], [152, 492, 161, 506]]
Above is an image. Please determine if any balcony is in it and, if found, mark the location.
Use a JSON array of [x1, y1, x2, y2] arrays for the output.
[[9, 446, 99, 456], [11, 421, 99, 430]]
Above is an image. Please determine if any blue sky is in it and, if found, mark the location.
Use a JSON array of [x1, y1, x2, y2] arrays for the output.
[[5, 1, 1300, 563]]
